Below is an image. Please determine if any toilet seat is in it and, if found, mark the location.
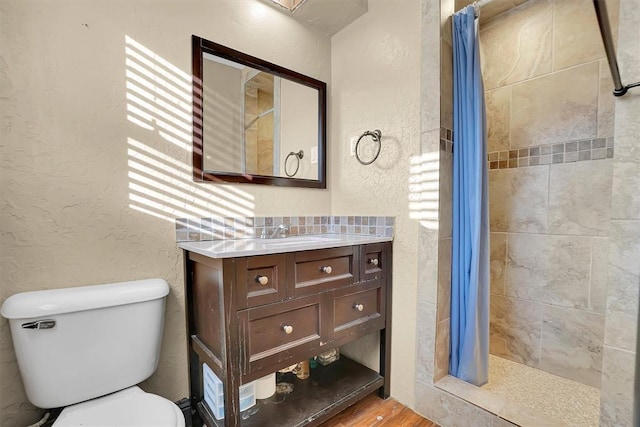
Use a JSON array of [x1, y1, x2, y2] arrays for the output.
[[53, 386, 185, 427]]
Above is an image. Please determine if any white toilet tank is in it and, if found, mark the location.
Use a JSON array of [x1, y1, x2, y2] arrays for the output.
[[0, 278, 170, 409]]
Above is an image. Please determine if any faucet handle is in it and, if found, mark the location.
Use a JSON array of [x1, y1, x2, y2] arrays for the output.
[[275, 224, 289, 238], [262, 223, 290, 239]]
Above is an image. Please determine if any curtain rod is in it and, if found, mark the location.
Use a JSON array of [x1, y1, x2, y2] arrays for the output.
[[593, 0, 639, 96], [453, 0, 490, 17]]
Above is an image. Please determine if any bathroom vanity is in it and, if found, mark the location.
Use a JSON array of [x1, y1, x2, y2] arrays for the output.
[[179, 235, 392, 426]]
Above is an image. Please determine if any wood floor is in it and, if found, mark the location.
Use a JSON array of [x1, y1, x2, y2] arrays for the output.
[[321, 393, 438, 426]]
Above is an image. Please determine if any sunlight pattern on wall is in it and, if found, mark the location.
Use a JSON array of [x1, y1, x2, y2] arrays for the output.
[[409, 151, 440, 230], [124, 36, 254, 223]]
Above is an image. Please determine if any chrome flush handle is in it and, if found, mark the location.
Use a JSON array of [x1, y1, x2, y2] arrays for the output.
[[22, 319, 56, 330]]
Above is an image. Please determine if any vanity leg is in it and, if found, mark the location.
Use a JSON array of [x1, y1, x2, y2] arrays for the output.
[[378, 328, 391, 399], [378, 246, 392, 399]]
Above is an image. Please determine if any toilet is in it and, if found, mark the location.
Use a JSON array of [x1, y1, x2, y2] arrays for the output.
[[0, 278, 185, 427]]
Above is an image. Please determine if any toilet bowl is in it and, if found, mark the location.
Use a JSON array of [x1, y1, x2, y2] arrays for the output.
[[1, 278, 184, 427]]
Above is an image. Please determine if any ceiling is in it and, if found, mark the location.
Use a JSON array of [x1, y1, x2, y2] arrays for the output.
[[259, 0, 368, 36]]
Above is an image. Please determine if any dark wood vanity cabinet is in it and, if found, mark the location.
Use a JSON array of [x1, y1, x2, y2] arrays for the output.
[[183, 242, 392, 427]]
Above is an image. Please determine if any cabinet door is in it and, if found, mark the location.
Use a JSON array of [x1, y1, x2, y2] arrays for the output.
[[286, 246, 358, 298], [329, 280, 386, 343], [361, 243, 388, 282], [238, 294, 325, 375], [236, 254, 287, 309]]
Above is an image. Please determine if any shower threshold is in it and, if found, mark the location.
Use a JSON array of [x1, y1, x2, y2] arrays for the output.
[[434, 355, 599, 427]]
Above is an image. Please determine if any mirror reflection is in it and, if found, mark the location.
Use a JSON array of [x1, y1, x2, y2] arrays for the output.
[[193, 36, 326, 188]]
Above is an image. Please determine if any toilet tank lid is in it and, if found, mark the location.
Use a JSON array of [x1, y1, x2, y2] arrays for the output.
[[0, 278, 170, 319]]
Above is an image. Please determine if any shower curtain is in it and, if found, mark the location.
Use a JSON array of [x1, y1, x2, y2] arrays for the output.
[[449, 5, 490, 387]]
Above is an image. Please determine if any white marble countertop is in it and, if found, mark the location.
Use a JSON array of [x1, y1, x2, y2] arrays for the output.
[[178, 234, 392, 258]]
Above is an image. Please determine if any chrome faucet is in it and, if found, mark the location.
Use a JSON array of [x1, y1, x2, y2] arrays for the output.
[[261, 223, 289, 239]]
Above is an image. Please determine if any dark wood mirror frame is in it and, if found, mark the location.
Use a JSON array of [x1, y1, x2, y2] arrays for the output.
[[192, 35, 327, 188]]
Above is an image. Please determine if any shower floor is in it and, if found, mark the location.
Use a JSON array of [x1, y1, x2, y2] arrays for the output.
[[482, 355, 600, 426]]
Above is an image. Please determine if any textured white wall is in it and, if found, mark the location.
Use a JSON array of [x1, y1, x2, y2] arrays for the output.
[[0, 1, 330, 425], [330, 0, 422, 409]]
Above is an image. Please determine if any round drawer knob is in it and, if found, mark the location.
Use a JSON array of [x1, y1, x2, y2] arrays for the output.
[[256, 275, 269, 286], [283, 325, 294, 334], [320, 266, 332, 274], [354, 303, 364, 312], [369, 258, 379, 266]]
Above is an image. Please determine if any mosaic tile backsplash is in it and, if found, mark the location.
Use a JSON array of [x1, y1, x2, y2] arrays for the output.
[[176, 216, 395, 242]]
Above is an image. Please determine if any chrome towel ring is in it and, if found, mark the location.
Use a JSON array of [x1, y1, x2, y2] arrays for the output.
[[285, 150, 304, 177], [355, 129, 382, 165]]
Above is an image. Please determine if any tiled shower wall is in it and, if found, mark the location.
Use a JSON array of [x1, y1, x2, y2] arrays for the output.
[[600, 0, 640, 424], [483, 0, 618, 388]]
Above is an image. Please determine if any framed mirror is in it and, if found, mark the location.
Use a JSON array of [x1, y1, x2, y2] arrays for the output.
[[192, 35, 327, 188]]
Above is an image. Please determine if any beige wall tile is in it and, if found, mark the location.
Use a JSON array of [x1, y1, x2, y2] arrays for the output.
[[540, 306, 604, 387], [490, 294, 543, 367], [552, 0, 608, 71], [490, 232, 507, 295], [442, 0, 454, 45], [510, 62, 599, 147], [611, 161, 640, 220], [419, 225, 440, 304], [439, 151, 453, 238], [436, 375, 507, 415], [435, 318, 451, 382], [441, 40, 454, 131], [616, 0, 638, 78], [598, 59, 616, 137], [485, 86, 511, 153], [416, 302, 437, 384], [605, 221, 640, 352], [507, 234, 591, 309], [607, 221, 640, 315], [456, 0, 529, 24], [437, 238, 452, 322], [600, 1, 639, 424], [600, 346, 635, 426], [421, 0, 441, 133], [479, 0, 553, 90], [415, 381, 496, 427], [590, 237, 609, 314], [479, 0, 529, 24], [548, 160, 613, 236], [604, 310, 637, 352], [489, 167, 549, 233]]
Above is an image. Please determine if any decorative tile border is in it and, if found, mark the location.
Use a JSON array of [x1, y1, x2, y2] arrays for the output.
[[440, 127, 454, 153], [488, 137, 614, 170], [176, 216, 395, 242], [441, 127, 614, 168]]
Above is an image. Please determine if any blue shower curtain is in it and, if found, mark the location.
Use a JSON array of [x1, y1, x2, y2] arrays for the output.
[[449, 5, 490, 387]]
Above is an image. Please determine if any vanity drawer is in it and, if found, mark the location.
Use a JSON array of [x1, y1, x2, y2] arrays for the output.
[[236, 254, 286, 309], [239, 295, 323, 374], [361, 243, 389, 282], [287, 246, 358, 298], [331, 280, 385, 342]]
